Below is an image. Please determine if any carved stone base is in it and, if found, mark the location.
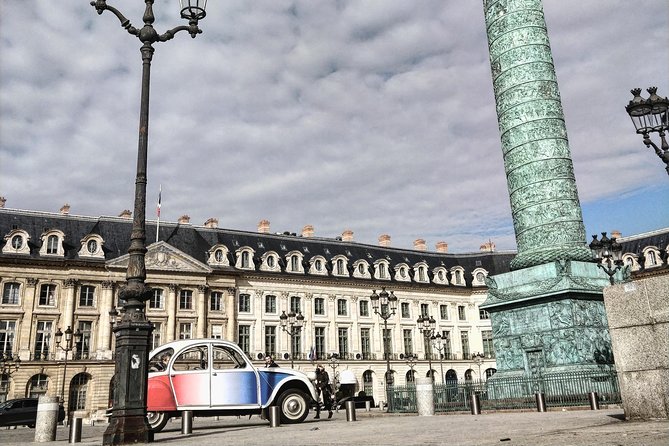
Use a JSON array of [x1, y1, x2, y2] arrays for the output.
[[103, 414, 153, 445]]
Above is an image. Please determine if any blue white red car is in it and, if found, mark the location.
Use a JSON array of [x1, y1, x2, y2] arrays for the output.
[[146, 339, 318, 432]]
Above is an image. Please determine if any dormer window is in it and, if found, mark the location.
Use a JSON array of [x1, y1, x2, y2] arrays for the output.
[[47, 235, 58, 254], [353, 260, 371, 279], [332, 256, 349, 277], [12, 235, 23, 249], [433, 267, 448, 285], [286, 251, 305, 273], [373, 260, 391, 280], [234, 247, 256, 270], [413, 262, 429, 283], [267, 256, 275, 268], [315, 259, 322, 271], [308, 256, 328, 276], [395, 264, 411, 282], [215, 249, 224, 262], [379, 263, 386, 278], [242, 251, 250, 268], [39, 230, 65, 257], [260, 252, 280, 272], [3, 229, 30, 255], [451, 267, 465, 286], [78, 235, 104, 259], [291, 255, 299, 271], [207, 244, 230, 266]]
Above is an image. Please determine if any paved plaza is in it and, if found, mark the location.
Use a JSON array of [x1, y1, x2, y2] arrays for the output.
[[1, 408, 666, 446]]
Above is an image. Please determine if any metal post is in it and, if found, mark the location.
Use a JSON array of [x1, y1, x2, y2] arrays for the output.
[[588, 391, 599, 410], [365, 400, 371, 412], [69, 416, 82, 443], [535, 392, 547, 412], [345, 400, 357, 422], [268, 406, 280, 428], [470, 393, 481, 415], [181, 410, 193, 434]]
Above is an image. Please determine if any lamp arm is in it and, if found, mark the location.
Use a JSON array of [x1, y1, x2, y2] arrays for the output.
[[160, 24, 202, 41], [90, 1, 139, 36]]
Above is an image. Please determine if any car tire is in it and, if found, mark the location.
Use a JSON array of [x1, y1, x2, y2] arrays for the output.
[[28, 424, 35, 429], [277, 389, 309, 424], [146, 411, 169, 433]]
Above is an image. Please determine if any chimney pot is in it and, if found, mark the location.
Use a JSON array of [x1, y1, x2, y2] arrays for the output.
[[413, 239, 427, 251], [342, 229, 354, 242], [436, 241, 449, 253], [0, 197, 6, 208], [258, 219, 271, 233], [611, 230, 622, 240], [379, 234, 391, 247], [119, 210, 132, 219], [204, 218, 219, 228], [480, 241, 495, 252], [178, 215, 191, 224], [60, 204, 71, 215], [302, 225, 314, 238]]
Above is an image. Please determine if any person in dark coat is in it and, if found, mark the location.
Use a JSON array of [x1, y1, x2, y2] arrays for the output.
[[314, 364, 333, 419], [264, 355, 279, 367]]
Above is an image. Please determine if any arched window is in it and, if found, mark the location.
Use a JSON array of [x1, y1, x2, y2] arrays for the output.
[[362, 370, 373, 394], [336, 259, 344, 275], [47, 235, 59, 254], [0, 374, 9, 403], [406, 370, 416, 384], [68, 373, 91, 412], [464, 369, 474, 381], [647, 251, 657, 266], [291, 255, 299, 272], [445, 369, 457, 382], [241, 251, 250, 268], [28, 374, 49, 398], [484, 368, 497, 379]]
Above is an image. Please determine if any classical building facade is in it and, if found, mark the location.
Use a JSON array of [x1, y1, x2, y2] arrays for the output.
[[1, 204, 666, 420]]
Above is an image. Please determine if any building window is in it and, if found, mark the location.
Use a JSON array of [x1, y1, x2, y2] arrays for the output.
[[264, 326, 276, 356], [363, 370, 373, 394], [290, 296, 301, 314], [647, 251, 657, 266], [401, 302, 410, 318], [291, 331, 301, 359], [455, 270, 463, 285], [360, 328, 371, 359], [0, 375, 8, 403], [39, 284, 56, 306], [11, 235, 23, 250], [379, 263, 387, 279], [241, 251, 250, 268], [290, 255, 299, 272], [382, 328, 392, 360], [265, 295, 276, 313], [314, 327, 325, 360], [46, 235, 59, 254], [179, 290, 193, 310], [440, 305, 449, 320], [338, 327, 348, 358], [458, 305, 466, 321], [69, 373, 90, 411], [2, 282, 20, 305], [461, 331, 470, 358], [210, 291, 223, 312], [179, 323, 192, 339], [76, 321, 92, 359], [149, 289, 164, 309], [418, 266, 426, 282], [34, 321, 52, 360], [441, 331, 452, 359], [214, 249, 224, 262], [267, 255, 275, 268], [238, 325, 250, 355], [359, 300, 369, 317], [479, 309, 490, 320], [424, 333, 433, 360], [420, 303, 429, 317], [79, 286, 95, 307], [211, 324, 223, 339], [337, 299, 347, 316], [482, 330, 494, 358], [151, 322, 162, 350], [403, 329, 413, 356], [28, 374, 49, 398], [336, 259, 345, 275], [314, 259, 322, 271], [239, 294, 251, 313], [314, 298, 325, 315], [0, 321, 16, 356]]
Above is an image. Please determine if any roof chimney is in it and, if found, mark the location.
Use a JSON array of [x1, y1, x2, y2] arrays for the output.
[[611, 230, 622, 240], [302, 225, 314, 238], [178, 215, 191, 224], [60, 204, 70, 215], [342, 229, 354, 242], [0, 197, 6, 208], [258, 219, 270, 233], [413, 239, 427, 251], [119, 210, 132, 219], [436, 241, 448, 253], [204, 218, 219, 229], [480, 241, 495, 252], [379, 234, 391, 247]]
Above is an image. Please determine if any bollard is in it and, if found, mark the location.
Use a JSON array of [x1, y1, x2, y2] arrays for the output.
[[268, 406, 280, 428], [181, 410, 193, 435], [34, 395, 60, 442], [535, 392, 547, 412], [588, 392, 599, 410], [365, 400, 371, 412], [69, 416, 82, 443], [415, 377, 435, 416], [345, 400, 357, 422], [470, 393, 481, 415]]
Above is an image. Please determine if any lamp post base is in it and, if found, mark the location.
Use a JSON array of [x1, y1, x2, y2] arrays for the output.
[[103, 414, 153, 445]]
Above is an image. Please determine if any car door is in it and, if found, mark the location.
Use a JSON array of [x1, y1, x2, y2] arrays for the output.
[[21, 399, 38, 425], [169, 344, 211, 408], [210, 344, 260, 407]]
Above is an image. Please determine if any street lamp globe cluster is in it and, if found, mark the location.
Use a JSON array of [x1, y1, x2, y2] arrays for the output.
[[91, 0, 208, 444], [625, 87, 669, 176], [417, 315, 436, 382], [589, 232, 624, 285], [279, 310, 305, 368], [430, 333, 446, 384], [54, 326, 83, 402], [370, 288, 397, 387]]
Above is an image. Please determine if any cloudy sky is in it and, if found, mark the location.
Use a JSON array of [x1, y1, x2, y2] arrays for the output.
[[1, 1, 668, 253]]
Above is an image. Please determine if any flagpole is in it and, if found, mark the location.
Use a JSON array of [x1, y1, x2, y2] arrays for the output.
[[156, 184, 161, 243]]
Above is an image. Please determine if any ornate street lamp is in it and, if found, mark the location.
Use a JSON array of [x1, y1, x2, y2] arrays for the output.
[[471, 352, 485, 381], [327, 353, 340, 406], [431, 333, 445, 384], [91, 1, 207, 443], [417, 314, 436, 382], [0, 352, 21, 375], [625, 87, 669, 176], [589, 232, 624, 285], [54, 326, 83, 403], [370, 288, 398, 388], [279, 310, 305, 368], [404, 353, 417, 384]]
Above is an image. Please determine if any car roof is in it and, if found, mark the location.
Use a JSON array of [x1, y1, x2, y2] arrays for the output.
[[149, 338, 239, 357]]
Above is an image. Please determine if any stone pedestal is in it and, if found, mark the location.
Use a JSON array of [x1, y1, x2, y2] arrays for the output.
[[34, 395, 59, 442], [415, 378, 435, 416]]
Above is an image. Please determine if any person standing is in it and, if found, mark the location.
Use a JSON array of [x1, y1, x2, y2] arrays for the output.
[[314, 364, 333, 419], [265, 355, 279, 367]]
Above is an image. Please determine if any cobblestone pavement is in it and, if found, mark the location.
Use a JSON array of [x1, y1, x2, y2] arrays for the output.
[[1, 408, 666, 446]]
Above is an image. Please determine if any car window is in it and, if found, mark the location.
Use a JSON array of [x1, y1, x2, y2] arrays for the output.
[[149, 348, 175, 372], [172, 345, 208, 371], [212, 345, 246, 370], [24, 400, 38, 408]]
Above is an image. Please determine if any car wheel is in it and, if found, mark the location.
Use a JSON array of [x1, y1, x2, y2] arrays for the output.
[[146, 411, 169, 433], [28, 424, 35, 429], [277, 389, 309, 424]]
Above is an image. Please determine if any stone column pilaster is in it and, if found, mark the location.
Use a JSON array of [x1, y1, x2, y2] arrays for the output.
[[166, 284, 177, 342], [62, 279, 78, 329], [225, 287, 237, 341], [97, 281, 115, 357], [196, 285, 208, 338], [18, 277, 39, 361]]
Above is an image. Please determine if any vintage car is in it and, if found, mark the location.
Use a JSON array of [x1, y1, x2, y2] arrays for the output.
[[146, 339, 318, 432]]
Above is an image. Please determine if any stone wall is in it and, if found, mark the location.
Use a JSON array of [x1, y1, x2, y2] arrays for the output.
[[603, 273, 669, 419]]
